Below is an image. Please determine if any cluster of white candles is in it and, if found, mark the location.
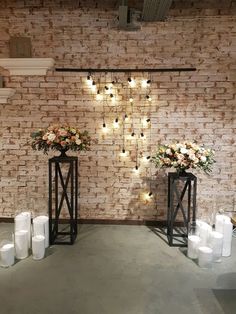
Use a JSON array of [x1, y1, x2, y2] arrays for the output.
[[188, 214, 233, 268], [0, 212, 49, 268]]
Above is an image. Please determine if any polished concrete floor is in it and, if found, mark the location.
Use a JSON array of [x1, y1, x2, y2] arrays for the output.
[[0, 223, 236, 314]]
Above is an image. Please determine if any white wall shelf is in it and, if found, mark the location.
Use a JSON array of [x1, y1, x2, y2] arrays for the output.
[[0, 58, 55, 75], [0, 88, 16, 103]]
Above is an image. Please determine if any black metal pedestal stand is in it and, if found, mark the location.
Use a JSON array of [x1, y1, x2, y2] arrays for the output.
[[167, 172, 197, 247], [49, 155, 78, 245]]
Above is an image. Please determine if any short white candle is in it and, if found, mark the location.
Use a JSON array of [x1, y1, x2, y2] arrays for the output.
[[0, 243, 15, 267], [32, 235, 45, 260], [15, 212, 31, 248], [33, 216, 49, 248], [188, 235, 201, 259], [15, 230, 28, 259], [198, 246, 213, 268], [222, 221, 233, 257], [197, 220, 212, 246], [209, 231, 223, 262]]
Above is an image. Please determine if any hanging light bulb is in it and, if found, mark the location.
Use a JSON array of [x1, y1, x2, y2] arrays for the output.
[[96, 90, 103, 101], [124, 114, 128, 121], [131, 131, 135, 137], [143, 155, 151, 163], [128, 77, 136, 88], [146, 95, 152, 102], [90, 80, 96, 92], [120, 148, 128, 157], [143, 117, 151, 127], [110, 93, 114, 98], [102, 122, 108, 133], [141, 79, 151, 88], [133, 165, 139, 173], [86, 75, 93, 86], [105, 85, 109, 91], [144, 191, 153, 201], [113, 118, 119, 128], [129, 97, 134, 103], [140, 132, 146, 139]]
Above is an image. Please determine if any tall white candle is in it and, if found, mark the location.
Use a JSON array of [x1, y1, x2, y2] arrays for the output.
[[188, 235, 201, 259], [198, 246, 213, 268], [33, 216, 49, 248], [209, 231, 223, 262], [222, 221, 233, 257], [15, 212, 31, 248], [15, 230, 28, 259], [215, 214, 230, 234], [32, 235, 45, 260], [0, 243, 15, 267]]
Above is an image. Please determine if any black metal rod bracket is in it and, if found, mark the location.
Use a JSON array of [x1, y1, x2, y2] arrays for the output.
[[55, 67, 197, 73]]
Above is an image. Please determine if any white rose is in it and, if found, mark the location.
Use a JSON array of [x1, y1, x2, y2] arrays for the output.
[[180, 147, 188, 154], [166, 148, 172, 155], [48, 133, 56, 141], [76, 138, 81, 145], [200, 156, 206, 162]]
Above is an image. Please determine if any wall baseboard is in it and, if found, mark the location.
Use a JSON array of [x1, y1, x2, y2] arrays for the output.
[[0, 217, 186, 227]]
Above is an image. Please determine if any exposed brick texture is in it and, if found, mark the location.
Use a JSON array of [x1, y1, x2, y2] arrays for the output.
[[0, 0, 235, 221]]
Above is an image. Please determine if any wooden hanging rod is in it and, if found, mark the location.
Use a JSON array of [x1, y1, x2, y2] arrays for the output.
[[55, 67, 196, 73]]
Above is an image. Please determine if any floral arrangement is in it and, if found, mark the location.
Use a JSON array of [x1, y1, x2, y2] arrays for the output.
[[31, 125, 91, 154], [152, 141, 215, 174]]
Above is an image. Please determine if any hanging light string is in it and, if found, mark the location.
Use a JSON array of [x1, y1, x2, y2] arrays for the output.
[[130, 87, 135, 137], [148, 73, 153, 197], [102, 72, 108, 131], [135, 137, 139, 170], [122, 114, 126, 154]]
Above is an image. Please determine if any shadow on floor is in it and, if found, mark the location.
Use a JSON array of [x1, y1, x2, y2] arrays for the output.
[[212, 289, 236, 314], [148, 226, 169, 245], [148, 226, 187, 246]]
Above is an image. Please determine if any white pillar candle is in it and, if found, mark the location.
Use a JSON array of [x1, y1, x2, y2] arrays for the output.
[[15, 230, 28, 259], [198, 246, 213, 268], [32, 235, 45, 260], [15, 212, 31, 248], [222, 221, 233, 257], [209, 231, 223, 262], [215, 214, 230, 234], [33, 216, 49, 248], [0, 243, 15, 267], [197, 220, 212, 246], [188, 235, 201, 259]]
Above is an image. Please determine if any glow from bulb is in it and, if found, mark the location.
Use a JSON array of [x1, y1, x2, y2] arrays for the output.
[[91, 84, 97, 92], [129, 97, 134, 103], [141, 80, 148, 88], [142, 118, 148, 127], [133, 165, 139, 174], [146, 95, 152, 102], [120, 149, 128, 157], [96, 92, 103, 101]]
